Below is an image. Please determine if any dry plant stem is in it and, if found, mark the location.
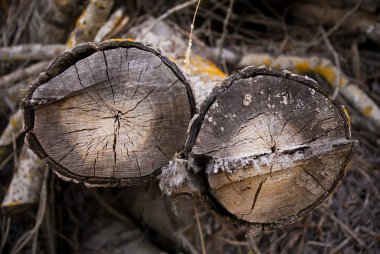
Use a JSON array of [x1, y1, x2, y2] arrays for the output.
[[239, 53, 380, 129], [315, 0, 363, 40], [0, 44, 65, 62], [9, 166, 48, 254], [319, 27, 341, 99], [218, 0, 235, 61], [321, 208, 365, 247], [92, 191, 132, 225], [0, 217, 11, 253], [66, 0, 115, 47], [194, 205, 207, 254], [0, 61, 48, 88], [184, 0, 202, 66]]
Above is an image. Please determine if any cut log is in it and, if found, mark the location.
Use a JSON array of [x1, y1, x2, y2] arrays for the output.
[[161, 66, 356, 230], [22, 40, 196, 187]]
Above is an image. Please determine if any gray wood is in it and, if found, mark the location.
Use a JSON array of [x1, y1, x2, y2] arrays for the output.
[[183, 67, 355, 230], [22, 41, 195, 186]]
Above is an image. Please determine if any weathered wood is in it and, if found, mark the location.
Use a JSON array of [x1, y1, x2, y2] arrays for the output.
[[160, 66, 356, 230], [22, 40, 196, 186]]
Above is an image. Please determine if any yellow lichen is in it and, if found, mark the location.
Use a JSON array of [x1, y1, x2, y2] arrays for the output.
[[362, 106, 373, 116], [10, 117, 20, 129], [66, 37, 74, 48], [295, 61, 311, 73], [189, 55, 226, 78], [168, 56, 177, 63], [315, 64, 336, 85], [2, 200, 21, 207], [339, 78, 348, 88], [343, 106, 351, 128], [108, 38, 127, 42], [263, 57, 272, 66]]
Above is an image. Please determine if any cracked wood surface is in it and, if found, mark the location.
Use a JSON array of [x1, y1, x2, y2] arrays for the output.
[[22, 40, 195, 186], [189, 67, 355, 229]]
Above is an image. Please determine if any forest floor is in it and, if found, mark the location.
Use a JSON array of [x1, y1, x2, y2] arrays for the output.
[[1, 0, 380, 253]]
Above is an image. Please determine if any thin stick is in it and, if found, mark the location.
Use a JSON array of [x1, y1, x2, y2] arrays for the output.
[[0, 61, 48, 89], [218, 0, 235, 61], [184, 0, 202, 66], [0, 44, 65, 62], [91, 190, 131, 225], [194, 205, 207, 254], [142, 0, 198, 39], [321, 208, 365, 247], [319, 27, 341, 99], [320, 0, 363, 40], [0, 217, 11, 253]]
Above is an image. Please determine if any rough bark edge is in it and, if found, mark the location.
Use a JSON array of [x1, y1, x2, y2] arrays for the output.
[[21, 39, 196, 187], [184, 66, 355, 230]]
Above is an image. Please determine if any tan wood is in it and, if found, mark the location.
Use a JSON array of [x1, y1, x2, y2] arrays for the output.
[[22, 40, 195, 186]]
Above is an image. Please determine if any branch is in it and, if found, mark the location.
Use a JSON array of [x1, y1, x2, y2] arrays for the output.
[[0, 44, 65, 62], [66, 0, 115, 47]]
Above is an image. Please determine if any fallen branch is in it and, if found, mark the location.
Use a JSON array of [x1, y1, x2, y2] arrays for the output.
[[0, 61, 48, 89], [66, 0, 115, 47], [0, 44, 65, 62], [1, 145, 45, 215], [290, 2, 380, 44], [94, 8, 129, 43]]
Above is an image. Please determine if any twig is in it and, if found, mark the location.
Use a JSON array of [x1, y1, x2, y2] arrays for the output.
[[319, 27, 341, 99], [194, 205, 207, 254], [321, 208, 365, 247], [246, 232, 262, 254], [142, 0, 198, 40], [218, 0, 235, 61], [91, 190, 132, 226], [316, 0, 363, 41], [0, 217, 11, 253], [214, 236, 249, 246]]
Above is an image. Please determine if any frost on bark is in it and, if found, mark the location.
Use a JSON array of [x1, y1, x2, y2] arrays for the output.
[[21, 40, 196, 187]]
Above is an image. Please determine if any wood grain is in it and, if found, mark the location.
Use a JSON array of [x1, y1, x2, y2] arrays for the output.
[[188, 66, 355, 229], [22, 40, 195, 186]]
